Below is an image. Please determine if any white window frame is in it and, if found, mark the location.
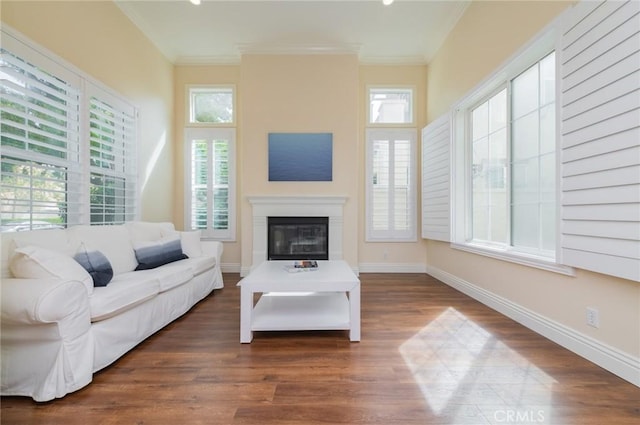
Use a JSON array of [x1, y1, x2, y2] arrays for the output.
[[365, 127, 418, 242], [1, 26, 139, 232], [186, 85, 236, 127], [183, 127, 236, 241], [451, 22, 573, 275], [85, 83, 138, 225], [367, 86, 416, 127]]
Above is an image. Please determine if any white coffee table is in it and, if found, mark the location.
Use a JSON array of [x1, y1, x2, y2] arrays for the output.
[[237, 260, 360, 343]]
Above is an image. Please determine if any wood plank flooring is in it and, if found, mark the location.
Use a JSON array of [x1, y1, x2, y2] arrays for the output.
[[2, 273, 639, 424]]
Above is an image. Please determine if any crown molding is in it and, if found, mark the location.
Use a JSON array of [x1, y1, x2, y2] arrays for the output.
[[237, 42, 361, 56], [115, 0, 177, 63], [175, 55, 242, 65]]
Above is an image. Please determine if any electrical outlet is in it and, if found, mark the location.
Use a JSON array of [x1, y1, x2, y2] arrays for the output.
[[383, 250, 388, 260], [586, 307, 600, 328]]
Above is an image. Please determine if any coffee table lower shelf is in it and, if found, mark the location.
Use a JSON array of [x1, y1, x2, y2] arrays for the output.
[[251, 292, 350, 331]]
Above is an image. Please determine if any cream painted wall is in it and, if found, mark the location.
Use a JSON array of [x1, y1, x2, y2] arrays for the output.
[[1, 1, 175, 222], [358, 65, 428, 269], [174, 61, 428, 271], [240, 55, 359, 271], [426, 0, 640, 360], [174, 65, 242, 266]]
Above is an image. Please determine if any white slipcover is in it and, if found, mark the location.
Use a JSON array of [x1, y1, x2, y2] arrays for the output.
[[0, 222, 223, 401]]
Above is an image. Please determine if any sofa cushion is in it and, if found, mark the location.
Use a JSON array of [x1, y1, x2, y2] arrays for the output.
[[74, 245, 113, 287], [10, 245, 94, 295], [126, 221, 176, 243], [180, 256, 217, 276], [67, 225, 138, 275], [133, 263, 194, 293], [180, 231, 203, 258], [89, 272, 160, 321], [134, 237, 188, 270]]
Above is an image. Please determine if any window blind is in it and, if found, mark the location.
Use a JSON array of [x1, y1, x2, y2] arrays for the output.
[[560, 0, 640, 281], [88, 89, 137, 225], [1, 27, 139, 232], [0, 45, 83, 230], [421, 113, 451, 242]]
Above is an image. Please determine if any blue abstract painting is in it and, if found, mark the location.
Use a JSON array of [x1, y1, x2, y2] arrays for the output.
[[268, 133, 333, 181]]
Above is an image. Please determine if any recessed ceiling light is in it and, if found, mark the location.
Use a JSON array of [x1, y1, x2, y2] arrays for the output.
[[383, 0, 394, 5], [190, 0, 201, 5]]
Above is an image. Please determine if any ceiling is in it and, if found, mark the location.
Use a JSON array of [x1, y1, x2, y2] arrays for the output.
[[114, 0, 470, 65]]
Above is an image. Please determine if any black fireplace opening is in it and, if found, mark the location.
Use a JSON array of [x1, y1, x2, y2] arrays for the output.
[[268, 216, 329, 261]]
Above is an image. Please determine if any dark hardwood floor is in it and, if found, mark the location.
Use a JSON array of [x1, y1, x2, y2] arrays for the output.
[[2, 273, 639, 424]]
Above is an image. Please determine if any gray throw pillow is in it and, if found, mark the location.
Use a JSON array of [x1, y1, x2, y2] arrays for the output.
[[134, 238, 188, 271], [74, 248, 114, 287]]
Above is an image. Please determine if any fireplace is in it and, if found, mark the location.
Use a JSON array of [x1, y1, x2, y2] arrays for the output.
[[268, 216, 329, 260], [247, 195, 347, 274]]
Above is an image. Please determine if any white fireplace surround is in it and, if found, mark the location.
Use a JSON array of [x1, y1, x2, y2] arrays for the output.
[[248, 195, 347, 269]]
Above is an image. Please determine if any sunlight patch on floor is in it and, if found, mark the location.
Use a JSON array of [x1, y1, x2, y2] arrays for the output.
[[399, 307, 557, 424]]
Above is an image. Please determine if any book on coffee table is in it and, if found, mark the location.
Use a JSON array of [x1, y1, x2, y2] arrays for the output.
[[284, 260, 319, 273]]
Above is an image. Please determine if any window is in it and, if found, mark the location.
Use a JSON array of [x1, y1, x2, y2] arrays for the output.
[[366, 128, 417, 241], [184, 128, 236, 240], [453, 33, 560, 269], [511, 52, 556, 253], [184, 84, 236, 240], [88, 88, 137, 225], [188, 86, 234, 125], [1, 30, 137, 232], [368, 87, 414, 125]]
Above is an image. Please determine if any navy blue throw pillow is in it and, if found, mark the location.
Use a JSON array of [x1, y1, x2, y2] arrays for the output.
[[74, 249, 114, 287], [134, 238, 188, 271]]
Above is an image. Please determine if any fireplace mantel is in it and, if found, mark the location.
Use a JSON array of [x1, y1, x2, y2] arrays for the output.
[[247, 195, 347, 268]]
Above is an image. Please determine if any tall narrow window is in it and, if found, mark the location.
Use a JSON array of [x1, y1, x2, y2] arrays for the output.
[[366, 128, 417, 241], [185, 85, 235, 240], [88, 87, 137, 225], [511, 52, 556, 254], [471, 89, 508, 245], [184, 128, 235, 240]]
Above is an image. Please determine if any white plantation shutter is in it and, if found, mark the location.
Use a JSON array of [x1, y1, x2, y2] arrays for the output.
[[184, 127, 236, 240], [1, 27, 139, 232], [366, 128, 417, 241], [421, 113, 451, 242], [0, 38, 83, 230], [87, 86, 137, 225], [560, 0, 640, 281]]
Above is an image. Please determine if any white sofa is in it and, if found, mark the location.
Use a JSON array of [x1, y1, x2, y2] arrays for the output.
[[0, 222, 224, 402]]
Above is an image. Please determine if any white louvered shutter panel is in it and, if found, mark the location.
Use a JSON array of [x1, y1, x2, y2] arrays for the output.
[[560, 0, 640, 281], [87, 84, 137, 225], [0, 37, 83, 231], [422, 113, 451, 242], [366, 128, 417, 241]]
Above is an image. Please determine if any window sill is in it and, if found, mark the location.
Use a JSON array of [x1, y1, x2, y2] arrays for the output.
[[451, 242, 575, 276]]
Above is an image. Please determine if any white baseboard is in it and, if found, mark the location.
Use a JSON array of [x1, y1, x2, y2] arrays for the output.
[[235, 262, 420, 276], [358, 262, 428, 273], [426, 265, 640, 388], [221, 263, 241, 274]]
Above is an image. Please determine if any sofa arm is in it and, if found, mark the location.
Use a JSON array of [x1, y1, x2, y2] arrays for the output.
[[201, 240, 223, 260], [1, 277, 94, 401], [1, 277, 89, 325], [200, 240, 224, 289]]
